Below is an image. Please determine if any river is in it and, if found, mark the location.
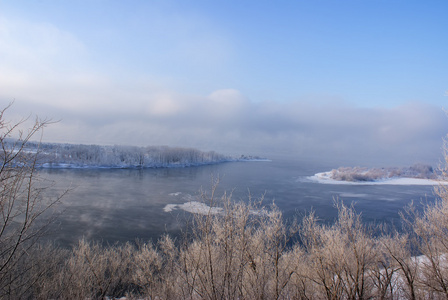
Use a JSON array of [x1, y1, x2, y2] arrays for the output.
[[38, 158, 437, 246]]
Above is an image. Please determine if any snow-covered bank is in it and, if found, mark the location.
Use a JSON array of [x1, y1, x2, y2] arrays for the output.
[[308, 171, 445, 185], [38, 160, 234, 169], [306, 164, 447, 185]]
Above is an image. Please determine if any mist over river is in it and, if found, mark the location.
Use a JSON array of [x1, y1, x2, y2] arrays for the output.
[[39, 159, 438, 247]]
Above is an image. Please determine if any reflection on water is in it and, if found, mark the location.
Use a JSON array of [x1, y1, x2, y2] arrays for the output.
[[38, 160, 437, 246]]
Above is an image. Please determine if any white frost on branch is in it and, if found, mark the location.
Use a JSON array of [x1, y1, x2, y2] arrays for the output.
[[9, 140, 244, 168]]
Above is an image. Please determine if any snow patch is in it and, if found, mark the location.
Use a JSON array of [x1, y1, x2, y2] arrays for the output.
[[163, 204, 178, 212], [163, 194, 268, 216]]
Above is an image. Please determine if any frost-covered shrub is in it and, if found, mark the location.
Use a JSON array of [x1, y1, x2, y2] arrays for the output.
[[329, 164, 437, 182], [7, 190, 448, 299]]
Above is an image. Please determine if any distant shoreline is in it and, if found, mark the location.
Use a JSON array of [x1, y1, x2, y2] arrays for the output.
[[37, 157, 270, 170]]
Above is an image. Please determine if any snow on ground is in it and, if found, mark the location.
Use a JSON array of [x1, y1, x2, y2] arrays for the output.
[[163, 204, 178, 212], [308, 171, 446, 185]]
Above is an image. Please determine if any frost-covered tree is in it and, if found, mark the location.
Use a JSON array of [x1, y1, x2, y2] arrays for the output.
[[34, 143, 231, 168], [0, 105, 63, 298]]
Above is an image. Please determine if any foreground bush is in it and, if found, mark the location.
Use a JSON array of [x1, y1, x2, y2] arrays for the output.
[[1, 190, 448, 300]]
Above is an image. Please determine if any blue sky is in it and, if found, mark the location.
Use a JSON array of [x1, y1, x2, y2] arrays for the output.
[[1, 0, 447, 164]]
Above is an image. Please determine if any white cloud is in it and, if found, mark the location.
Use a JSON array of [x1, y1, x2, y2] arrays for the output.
[[0, 16, 446, 166], [208, 89, 247, 108], [25, 91, 445, 166], [147, 93, 182, 116], [0, 16, 86, 72], [0, 16, 98, 111]]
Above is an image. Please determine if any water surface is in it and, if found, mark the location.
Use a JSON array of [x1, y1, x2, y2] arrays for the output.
[[40, 159, 437, 246]]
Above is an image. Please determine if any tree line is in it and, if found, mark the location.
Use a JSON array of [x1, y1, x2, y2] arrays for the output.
[[15, 141, 231, 168]]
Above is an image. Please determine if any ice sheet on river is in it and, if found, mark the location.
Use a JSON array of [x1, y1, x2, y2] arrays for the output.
[[163, 201, 223, 214], [164, 194, 268, 215]]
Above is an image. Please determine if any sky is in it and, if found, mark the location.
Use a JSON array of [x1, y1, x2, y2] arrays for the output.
[[0, 0, 447, 165]]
